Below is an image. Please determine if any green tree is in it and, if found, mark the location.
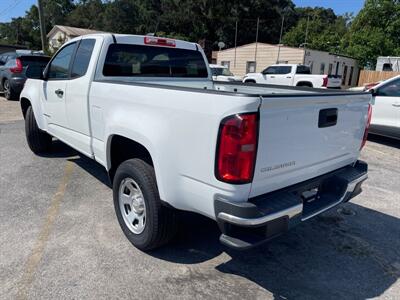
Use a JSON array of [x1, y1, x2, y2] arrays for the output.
[[343, 0, 400, 68], [283, 7, 350, 53]]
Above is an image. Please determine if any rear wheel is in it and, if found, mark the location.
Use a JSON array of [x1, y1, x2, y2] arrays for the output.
[[3, 79, 17, 100], [113, 159, 178, 251], [25, 106, 52, 154]]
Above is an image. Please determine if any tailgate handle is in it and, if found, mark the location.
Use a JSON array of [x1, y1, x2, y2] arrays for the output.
[[318, 108, 338, 128]]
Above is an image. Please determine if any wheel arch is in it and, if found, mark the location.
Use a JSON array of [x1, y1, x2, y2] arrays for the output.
[[296, 81, 313, 87], [20, 97, 31, 119], [106, 134, 155, 185]]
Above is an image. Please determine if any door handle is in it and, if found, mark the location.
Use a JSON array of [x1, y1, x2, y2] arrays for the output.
[[392, 103, 400, 107], [270, 76, 275, 78], [286, 76, 292, 78], [55, 89, 64, 97]]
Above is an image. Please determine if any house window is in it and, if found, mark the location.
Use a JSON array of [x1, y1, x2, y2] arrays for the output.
[[342, 65, 348, 85], [319, 63, 325, 74], [246, 61, 256, 73], [348, 66, 354, 86], [328, 63, 333, 75], [221, 61, 230, 70], [382, 63, 393, 71]]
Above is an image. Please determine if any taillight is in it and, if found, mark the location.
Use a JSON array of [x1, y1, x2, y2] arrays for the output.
[[360, 104, 372, 150], [216, 113, 259, 184], [10, 58, 23, 74], [144, 36, 176, 47], [322, 75, 328, 87]]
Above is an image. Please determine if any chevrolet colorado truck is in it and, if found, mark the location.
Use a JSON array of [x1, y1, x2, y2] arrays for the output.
[[243, 64, 342, 89], [21, 34, 371, 250]]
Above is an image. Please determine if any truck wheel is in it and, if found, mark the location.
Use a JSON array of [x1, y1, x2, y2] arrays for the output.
[[4, 79, 17, 100], [113, 159, 177, 251], [25, 106, 52, 153]]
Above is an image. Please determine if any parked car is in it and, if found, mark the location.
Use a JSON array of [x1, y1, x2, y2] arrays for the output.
[[0, 50, 50, 100], [21, 34, 370, 251], [243, 64, 342, 89], [368, 75, 400, 139], [209, 64, 241, 81]]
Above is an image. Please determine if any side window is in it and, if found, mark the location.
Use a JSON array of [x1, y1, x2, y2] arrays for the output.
[[378, 79, 400, 97], [5, 59, 15, 67], [296, 66, 311, 74], [275, 66, 292, 74], [263, 66, 276, 74], [71, 39, 96, 78], [48, 43, 76, 80]]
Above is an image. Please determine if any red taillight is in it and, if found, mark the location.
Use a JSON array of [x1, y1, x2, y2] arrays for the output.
[[144, 36, 176, 47], [10, 58, 23, 74], [360, 104, 372, 150], [216, 113, 258, 184], [322, 75, 328, 87]]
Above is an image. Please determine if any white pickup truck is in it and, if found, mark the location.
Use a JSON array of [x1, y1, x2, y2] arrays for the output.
[[243, 64, 342, 89], [21, 34, 371, 250]]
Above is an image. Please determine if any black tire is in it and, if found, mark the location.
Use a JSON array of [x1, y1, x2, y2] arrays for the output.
[[25, 106, 52, 154], [113, 159, 178, 251], [3, 79, 17, 100]]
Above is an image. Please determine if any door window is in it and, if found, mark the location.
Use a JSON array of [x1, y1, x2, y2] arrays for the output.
[[263, 66, 291, 74], [71, 39, 96, 78], [47, 43, 76, 79], [377, 78, 400, 97]]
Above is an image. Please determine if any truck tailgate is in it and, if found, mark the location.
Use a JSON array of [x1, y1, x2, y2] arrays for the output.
[[250, 93, 371, 198]]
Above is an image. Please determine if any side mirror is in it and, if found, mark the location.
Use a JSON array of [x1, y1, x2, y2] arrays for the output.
[[370, 88, 378, 96]]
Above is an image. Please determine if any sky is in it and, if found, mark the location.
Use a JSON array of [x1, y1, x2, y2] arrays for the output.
[[0, 0, 365, 22]]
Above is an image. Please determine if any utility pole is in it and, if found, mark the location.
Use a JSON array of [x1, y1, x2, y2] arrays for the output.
[[303, 15, 310, 64], [276, 14, 285, 63], [254, 17, 259, 64], [234, 20, 238, 68], [37, 0, 47, 52]]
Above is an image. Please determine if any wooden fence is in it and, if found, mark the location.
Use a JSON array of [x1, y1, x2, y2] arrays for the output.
[[358, 70, 400, 86]]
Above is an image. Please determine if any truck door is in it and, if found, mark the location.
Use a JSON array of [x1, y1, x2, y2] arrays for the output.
[[262, 66, 292, 86], [43, 42, 77, 133], [64, 37, 98, 156]]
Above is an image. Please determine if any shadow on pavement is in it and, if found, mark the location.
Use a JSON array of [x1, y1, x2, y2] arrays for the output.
[[151, 204, 400, 299], [368, 134, 400, 149]]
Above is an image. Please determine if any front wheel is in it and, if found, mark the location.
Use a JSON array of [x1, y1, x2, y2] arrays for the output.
[[25, 106, 52, 154], [113, 159, 178, 250]]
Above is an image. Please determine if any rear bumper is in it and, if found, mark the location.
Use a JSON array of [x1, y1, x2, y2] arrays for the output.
[[214, 160, 368, 250], [10, 77, 26, 94]]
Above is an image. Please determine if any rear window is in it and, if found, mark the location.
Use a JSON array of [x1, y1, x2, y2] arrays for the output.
[[20, 56, 50, 67], [103, 44, 208, 78], [296, 65, 311, 74]]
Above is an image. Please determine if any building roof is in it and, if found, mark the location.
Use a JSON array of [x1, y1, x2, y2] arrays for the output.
[[47, 25, 102, 38]]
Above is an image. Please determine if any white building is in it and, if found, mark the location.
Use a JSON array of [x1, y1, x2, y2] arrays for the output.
[[47, 25, 102, 51], [376, 57, 400, 72], [214, 42, 359, 87]]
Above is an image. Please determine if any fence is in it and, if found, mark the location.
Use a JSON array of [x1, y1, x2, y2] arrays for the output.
[[358, 70, 400, 86]]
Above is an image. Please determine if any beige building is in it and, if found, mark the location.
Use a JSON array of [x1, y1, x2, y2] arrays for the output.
[[214, 42, 359, 87], [47, 25, 102, 51]]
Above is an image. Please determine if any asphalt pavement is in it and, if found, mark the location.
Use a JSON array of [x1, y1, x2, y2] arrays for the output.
[[0, 96, 399, 299]]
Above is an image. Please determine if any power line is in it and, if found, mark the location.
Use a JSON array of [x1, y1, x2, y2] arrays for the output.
[[0, 0, 25, 20]]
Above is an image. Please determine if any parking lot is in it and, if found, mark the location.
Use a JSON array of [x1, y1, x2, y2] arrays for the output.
[[0, 96, 399, 300]]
